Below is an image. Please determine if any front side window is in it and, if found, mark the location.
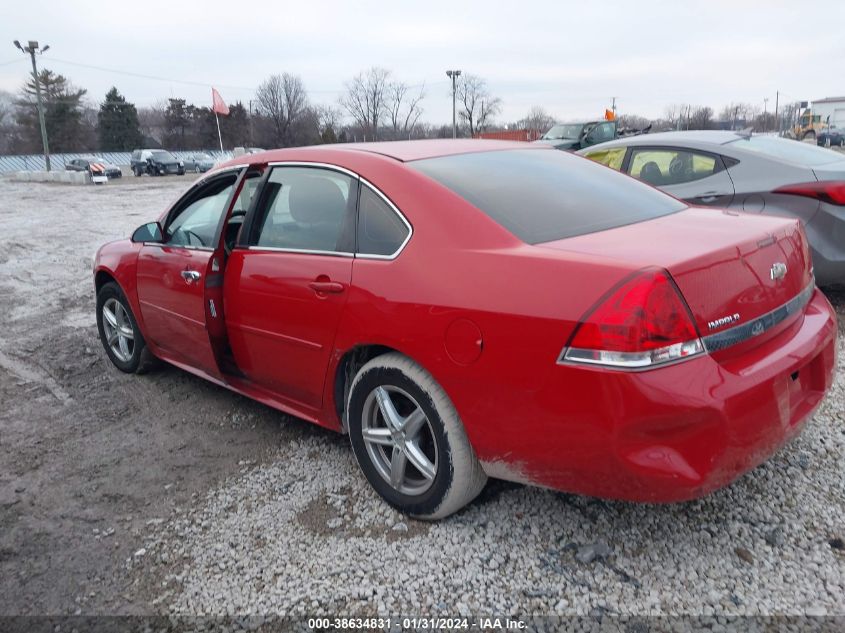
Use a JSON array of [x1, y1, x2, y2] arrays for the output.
[[357, 185, 410, 257], [166, 174, 238, 248], [590, 122, 615, 143], [584, 147, 626, 170], [250, 167, 356, 253], [628, 148, 718, 186]]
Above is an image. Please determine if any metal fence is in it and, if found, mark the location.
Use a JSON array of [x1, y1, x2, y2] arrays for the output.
[[0, 150, 234, 174]]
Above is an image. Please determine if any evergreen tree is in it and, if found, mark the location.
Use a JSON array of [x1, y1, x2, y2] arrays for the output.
[[97, 87, 142, 150], [15, 69, 88, 152]]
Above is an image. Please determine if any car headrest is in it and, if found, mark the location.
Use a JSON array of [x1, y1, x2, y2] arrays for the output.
[[639, 161, 662, 185], [288, 176, 346, 224]]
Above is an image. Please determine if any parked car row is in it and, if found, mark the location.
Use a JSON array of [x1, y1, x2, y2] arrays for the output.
[[94, 139, 838, 519]]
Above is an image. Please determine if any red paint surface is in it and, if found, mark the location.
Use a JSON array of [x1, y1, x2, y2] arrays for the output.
[[94, 141, 838, 502]]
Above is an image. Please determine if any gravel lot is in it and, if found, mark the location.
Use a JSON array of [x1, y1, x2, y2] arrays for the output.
[[0, 175, 842, 619]]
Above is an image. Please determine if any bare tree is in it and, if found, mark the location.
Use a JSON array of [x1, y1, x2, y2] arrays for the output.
[[255, 73, 309, 147], [617, 113, 652, 131], [455, 74, 501, 136], [315, 104, 344, 143], [519, 106, 556, 134], [688, 106, 714, 130], [387, 81, 425, 140], [718, 102, 759, 130], [664, 103, 694, 130], [340, 67, 391, 141]]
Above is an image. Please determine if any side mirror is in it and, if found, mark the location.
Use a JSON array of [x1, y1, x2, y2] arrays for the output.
[[131, 222, 163, 243]]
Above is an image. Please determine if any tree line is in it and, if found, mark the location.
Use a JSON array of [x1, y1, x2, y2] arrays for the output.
[[0, 66, 801, 155], [0, 66, 504, 154]]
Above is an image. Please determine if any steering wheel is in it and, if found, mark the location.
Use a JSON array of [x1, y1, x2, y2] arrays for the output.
[[176, 229, 205, 247]]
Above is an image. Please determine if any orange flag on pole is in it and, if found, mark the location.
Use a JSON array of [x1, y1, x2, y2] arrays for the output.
[[211, 87, 228, 152], [605, 109, 615, 121], [212, 87, 229, 116]]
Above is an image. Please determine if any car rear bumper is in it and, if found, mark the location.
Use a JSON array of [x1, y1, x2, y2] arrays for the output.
[[477, 289, 837, 502]]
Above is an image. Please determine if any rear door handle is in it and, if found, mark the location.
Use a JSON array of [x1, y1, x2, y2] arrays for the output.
[[308, 281, 345, 294]]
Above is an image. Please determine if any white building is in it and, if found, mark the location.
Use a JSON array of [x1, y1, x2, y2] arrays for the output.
[[811, 97, 845, 127]]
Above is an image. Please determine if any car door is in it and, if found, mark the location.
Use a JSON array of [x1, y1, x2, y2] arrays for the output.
[[135, 169, 244, 377], [223, 165, 358, 410], [626, 146, 735, 206]]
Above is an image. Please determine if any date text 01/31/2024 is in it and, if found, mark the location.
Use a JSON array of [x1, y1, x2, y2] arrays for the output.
[[307, 617, 528, 630]]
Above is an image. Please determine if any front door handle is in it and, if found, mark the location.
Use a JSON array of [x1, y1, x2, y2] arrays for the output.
[[308, 280, 345, 295], [181, 269, 201, 284]]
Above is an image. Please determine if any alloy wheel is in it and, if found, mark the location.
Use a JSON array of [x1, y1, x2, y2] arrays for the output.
[[361, 385, 438, 496], [101, 298, 135, 362]]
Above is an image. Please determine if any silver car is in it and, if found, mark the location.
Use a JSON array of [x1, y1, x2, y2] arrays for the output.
[[181, 152, 216, 173], [578, 131, 845, 286]]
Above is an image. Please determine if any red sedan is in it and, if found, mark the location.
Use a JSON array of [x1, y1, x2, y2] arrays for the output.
[[93, 140, 837, 519]]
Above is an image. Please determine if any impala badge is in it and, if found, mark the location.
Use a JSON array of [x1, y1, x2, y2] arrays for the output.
[[770, 262, 787, 281], [708, 313, 741, 330]]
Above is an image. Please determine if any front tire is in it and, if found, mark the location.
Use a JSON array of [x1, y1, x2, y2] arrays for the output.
[[96, 282, 154, 374], [347, 353, 486, 519]]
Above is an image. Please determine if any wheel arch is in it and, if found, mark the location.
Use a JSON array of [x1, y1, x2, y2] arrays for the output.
[[94, 268, 117, 293], [332, 344, 400, 431]]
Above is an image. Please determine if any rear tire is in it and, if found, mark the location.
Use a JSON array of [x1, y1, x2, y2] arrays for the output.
[[347, 353, 486, 520], [96, 282, 156, 374]]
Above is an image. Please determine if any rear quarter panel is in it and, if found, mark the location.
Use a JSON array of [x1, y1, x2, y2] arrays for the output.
[[328, 162, 639, 459]]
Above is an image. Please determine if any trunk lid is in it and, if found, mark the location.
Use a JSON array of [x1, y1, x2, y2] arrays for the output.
[[537, 208, 812, 342]]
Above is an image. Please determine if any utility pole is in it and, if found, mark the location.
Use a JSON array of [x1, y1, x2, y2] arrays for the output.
[[611, 96, 617, 117], [446, 69, 461, 139], [13, 40, 51, 171], [774, 91, 779, 135]]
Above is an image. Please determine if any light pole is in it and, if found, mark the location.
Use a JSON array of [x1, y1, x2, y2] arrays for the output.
[[14, 40, 51, 171], [763, 97, 769, 133], [446, 69, 461, 139]]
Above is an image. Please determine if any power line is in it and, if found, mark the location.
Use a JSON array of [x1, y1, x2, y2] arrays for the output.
[[0, 57, 26, 67], [32, 56, 445, 104], [45, 56, 255, 91]]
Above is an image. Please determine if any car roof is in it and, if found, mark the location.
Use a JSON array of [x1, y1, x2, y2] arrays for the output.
[[586, 130, 746, 150], [241, 139, 549, 164]]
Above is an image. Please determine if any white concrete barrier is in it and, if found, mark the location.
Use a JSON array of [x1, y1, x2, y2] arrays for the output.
[[12, 170, 92, 185]]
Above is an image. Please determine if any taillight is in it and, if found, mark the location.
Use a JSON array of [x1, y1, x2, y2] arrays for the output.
[[560, 269, 704, 369], [774, 181, 845, 206]]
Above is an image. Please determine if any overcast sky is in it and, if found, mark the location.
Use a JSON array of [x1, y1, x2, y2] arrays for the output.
[[2, 0, 844, 124]]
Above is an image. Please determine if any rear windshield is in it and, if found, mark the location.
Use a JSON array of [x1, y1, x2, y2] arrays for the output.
[[411, 149, 686, 244], [726, 136, 843, 167]]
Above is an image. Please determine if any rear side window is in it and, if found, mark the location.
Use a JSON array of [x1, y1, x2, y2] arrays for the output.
[[726, 135, 843, 167], [411, 149, 686, 244], [357, 185, 410, 257], [249, 167, 357, 253], [629, 148, 719, 186]]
